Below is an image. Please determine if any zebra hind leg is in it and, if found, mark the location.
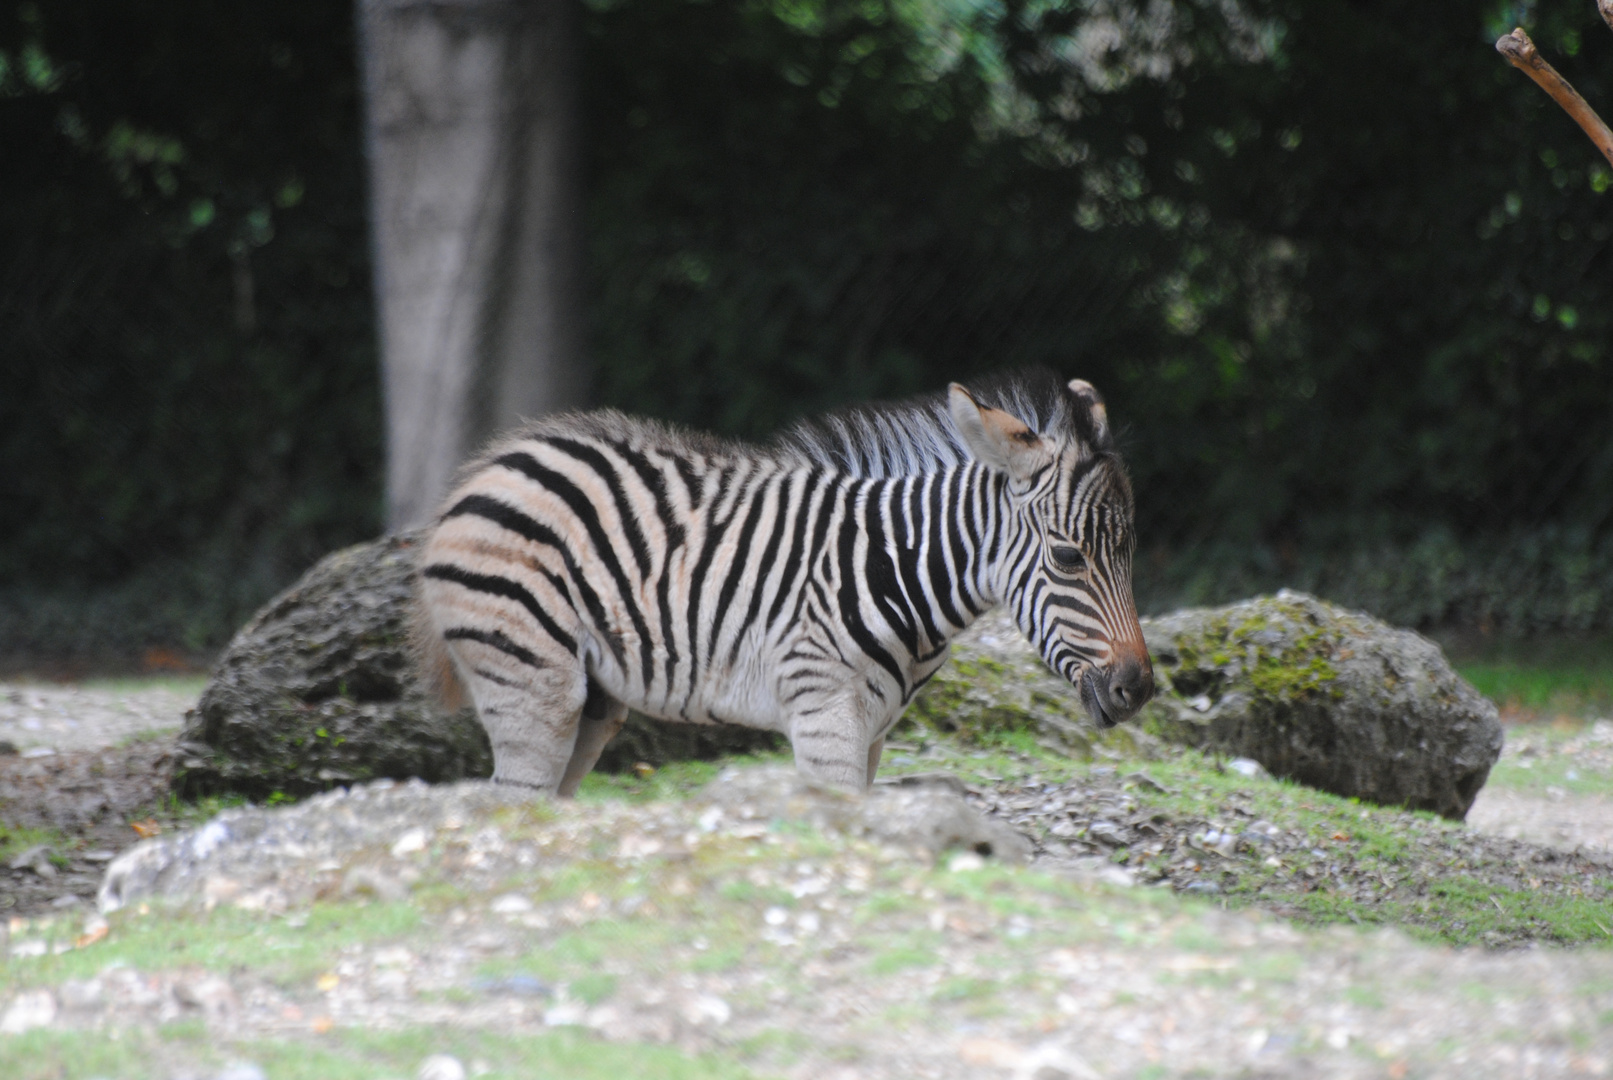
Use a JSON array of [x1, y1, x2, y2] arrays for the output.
[[446, 635, 588, 794], [557, 679, 628, 797]]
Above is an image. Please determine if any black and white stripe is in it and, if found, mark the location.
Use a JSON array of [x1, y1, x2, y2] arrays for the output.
[[417, 369, 1153, 794]]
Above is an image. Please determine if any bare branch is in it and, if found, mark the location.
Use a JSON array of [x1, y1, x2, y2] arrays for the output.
[[1496, 28, 1613, 169]]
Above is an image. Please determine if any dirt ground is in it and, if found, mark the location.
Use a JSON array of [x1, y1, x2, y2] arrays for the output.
[[3, 678, 1612, 923], [4, 680, 1613, 1078]]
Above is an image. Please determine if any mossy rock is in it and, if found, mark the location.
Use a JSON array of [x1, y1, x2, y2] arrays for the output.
[[173, 535, 494, 798], [1140, 590, 1502, 820], [174, 534, 778, 799]]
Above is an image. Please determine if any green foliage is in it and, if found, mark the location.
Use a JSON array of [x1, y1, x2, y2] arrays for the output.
[[5, 0, 1613, 660]]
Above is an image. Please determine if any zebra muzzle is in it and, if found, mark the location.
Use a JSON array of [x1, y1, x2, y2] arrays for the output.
[[1080, 656, 1155, 729]]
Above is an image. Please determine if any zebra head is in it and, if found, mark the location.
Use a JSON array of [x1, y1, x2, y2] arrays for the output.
[[948, 378, 1154, 728]]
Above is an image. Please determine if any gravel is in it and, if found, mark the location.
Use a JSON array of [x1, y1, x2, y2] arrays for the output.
[[5, 678, 1613, 1078], [0, 681, 196, 755], [3, 769, 1612, 1078]]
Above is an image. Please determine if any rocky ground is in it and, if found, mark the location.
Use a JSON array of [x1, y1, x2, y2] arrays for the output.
[[3, 679, 1613, 1079]]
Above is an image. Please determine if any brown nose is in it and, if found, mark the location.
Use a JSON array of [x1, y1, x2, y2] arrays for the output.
[[1106, 651, 1155, 718]]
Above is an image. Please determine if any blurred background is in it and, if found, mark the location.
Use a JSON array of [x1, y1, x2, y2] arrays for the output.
[[2, 0, 1610, 709]]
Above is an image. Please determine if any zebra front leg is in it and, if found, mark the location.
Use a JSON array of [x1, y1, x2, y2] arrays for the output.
[[557, 680, 628, 797], [865, 737, 885, 787], [787, 698, 877, 791]]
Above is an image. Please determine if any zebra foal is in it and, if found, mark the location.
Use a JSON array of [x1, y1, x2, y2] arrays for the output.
[[415, 369, 1153, 795]]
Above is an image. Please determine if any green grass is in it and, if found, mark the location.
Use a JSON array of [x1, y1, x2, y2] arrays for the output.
[[1449, 635, 1613, 716], [1485, 727, 1613, 797], [1108, 755, 1613, 947], [577, 752, 792, 802], [4, 901, 425, 993], [0, 823, 67, 866], [74, 673, 209, 698], [0, 1024, 762, 1080]]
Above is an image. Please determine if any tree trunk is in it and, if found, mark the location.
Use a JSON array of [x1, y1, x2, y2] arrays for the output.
[[358, 0, 586, 531]]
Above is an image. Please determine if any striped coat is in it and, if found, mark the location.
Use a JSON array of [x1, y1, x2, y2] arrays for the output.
[[416, 370, 1153, 794]]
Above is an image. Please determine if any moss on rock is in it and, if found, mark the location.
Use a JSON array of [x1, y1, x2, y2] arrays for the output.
[[1141, 591, 1503, 820]]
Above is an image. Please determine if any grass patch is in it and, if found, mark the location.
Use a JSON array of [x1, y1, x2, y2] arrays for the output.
[[75, 674, 209, 698], [577, 753, 791, 803], [973, 742, 1613, 949], [1449, 635, 1613, 717], [1483, 721, 1613, 798], [0, 822, 67, 865], [5, 901, 425, 993], [867, 932, 942, 974], [0, 1024, 761, 1080]]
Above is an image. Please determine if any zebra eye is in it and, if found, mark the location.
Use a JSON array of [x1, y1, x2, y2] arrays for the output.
[[1049, 544, 1087, 572]]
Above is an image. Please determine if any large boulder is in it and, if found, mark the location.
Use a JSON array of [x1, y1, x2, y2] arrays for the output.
[[175, 534, 781, 798], [1139, 590, 1503, 820], [174, 535, 492, 797]]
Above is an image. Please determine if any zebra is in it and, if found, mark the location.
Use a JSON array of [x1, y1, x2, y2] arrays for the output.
[[414, 369, 1154, 796]]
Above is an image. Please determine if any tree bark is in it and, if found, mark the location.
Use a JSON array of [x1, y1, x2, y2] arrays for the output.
[[358, 0, 586, 531]]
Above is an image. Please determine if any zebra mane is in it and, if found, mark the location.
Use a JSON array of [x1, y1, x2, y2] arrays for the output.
[[771, 367, 1091, 479]]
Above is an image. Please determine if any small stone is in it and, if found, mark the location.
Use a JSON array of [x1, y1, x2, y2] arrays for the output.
[[20, 746, 56, 758], [342, 866, 408, 902], [1093, 866, 1136, 888], [215, 1061, 267, 1080], [176, 974, 238, 1020], [391, 828, 429, 858], [683, 993, 732, 1026], [7, 844, 51, 873], [471, 973, 550, 998], [947, 851, 986, 873], [490, 894, 533, 915], [543, 1001, 587, 1027], [763, 906, 789, 926], [1181, 881, 1221, 895], [1086, 820, 1129, 847], [57, 978, 104, 1012], [0, 989, 57, 1033], [81, 850, 117, 863], [373, 945, 415, 968], [565, 1004, 612, 1033], [416, 1055, 466, 1080], [1226, 757, 1269, 780], [203, 876, 243, 906], [1122, 771, 1172, 794]]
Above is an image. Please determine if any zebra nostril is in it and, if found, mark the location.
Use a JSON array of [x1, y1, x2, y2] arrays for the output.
[[1107, 658, 1154, 715]]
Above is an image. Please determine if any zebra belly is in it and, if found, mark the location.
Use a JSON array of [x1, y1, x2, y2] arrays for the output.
[[595, 659, 793, 736], [587, 623, 794, 736]]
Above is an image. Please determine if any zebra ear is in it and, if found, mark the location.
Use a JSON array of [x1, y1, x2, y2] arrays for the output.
[[1066, 378, 1112, 451], [948, 383, 1050, 480]]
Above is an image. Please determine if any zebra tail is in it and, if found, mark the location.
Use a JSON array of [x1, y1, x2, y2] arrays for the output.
[[409, 571, 467, 713]]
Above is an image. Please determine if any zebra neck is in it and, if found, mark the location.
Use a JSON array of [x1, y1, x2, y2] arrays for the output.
[[878, 463, 1008, 656]]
